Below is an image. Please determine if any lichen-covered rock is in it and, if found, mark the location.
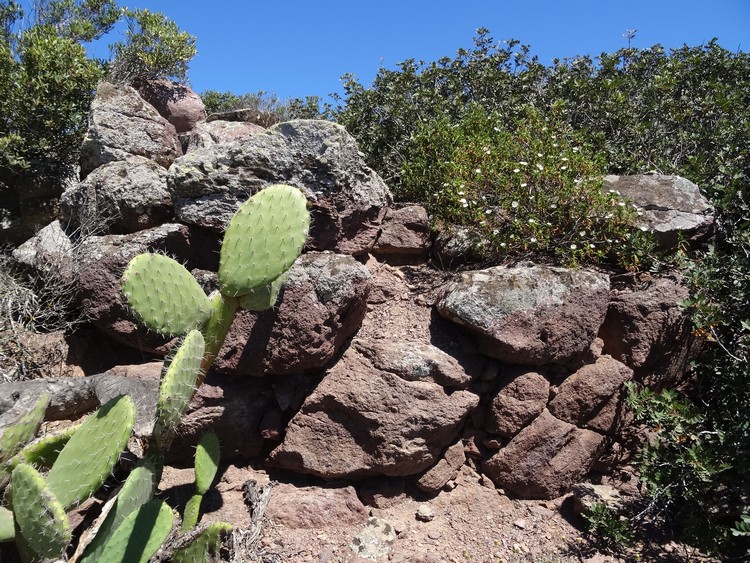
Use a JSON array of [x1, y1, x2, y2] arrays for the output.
[[483, 409, 605, 499], [168, 119, 392, 254], [213, 252, 371, 376], [62, 156, 172, 234], [135, 79, 207, 134], [603, 174, 713, 249], [180, 120, 265, 153], [268, 340, 479, 479], [80, 82, 182, 176], [12, 220, 74, 284], [436, 264, 610, 366]]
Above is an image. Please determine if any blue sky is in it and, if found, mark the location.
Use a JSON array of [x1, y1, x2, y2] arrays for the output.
[[92, 0, 749, 101]]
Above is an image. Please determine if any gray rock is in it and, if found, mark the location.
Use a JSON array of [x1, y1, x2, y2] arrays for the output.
[[135, 79, 207, 134], [350, 516, 397, 560], [168, 119, 392, 254], [437, 264, 610, 366], [213, 252, 371, 376], [268, 340, 479, 479], [80, 82, 182, 176], [181, 120, 266, 153], [603, 174, 714, 249], [486, 368, 549, 437], [548, 355, 633, 426], [62, 156, 172, 234], [483, 409, 605, 499], [571, 483, 626, 515], [12, 220, 74, 284]]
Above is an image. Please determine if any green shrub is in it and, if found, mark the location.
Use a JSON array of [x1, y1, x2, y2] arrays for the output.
[[107, 8, 197, 84], [401, 103, 641, 266], [201, 88, 323, 120]]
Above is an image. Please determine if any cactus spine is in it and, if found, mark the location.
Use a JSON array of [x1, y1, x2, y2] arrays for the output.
[[172, 521, 233, 563]]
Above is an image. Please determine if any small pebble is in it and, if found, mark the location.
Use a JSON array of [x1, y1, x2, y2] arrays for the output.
[[416, 505, 435, 522], [513, 519, 526, 530]]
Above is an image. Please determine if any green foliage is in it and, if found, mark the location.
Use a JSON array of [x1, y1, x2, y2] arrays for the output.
[[584, 502, 633, 550], [201, 88, 323, 121], [172, 521, 232, 563], [402, 102, 642, 265], [107, 8, 196, 84], [99, 499, 174, 563]]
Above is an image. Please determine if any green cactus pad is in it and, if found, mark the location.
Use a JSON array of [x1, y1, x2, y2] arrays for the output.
[[154, 330, 205, 443], [200, 292, 238, 380], [238, 270, 289, 311], [218, 184, 309, 298], [173, 521, 232, 563], [122, 253, 212, 336], [181, 494, 202, 532], [194, 432, 220, 495], [11, 463, 72, 558], [99, 499, 173, 563], [80, 454, 162, 563], [11, 422, 78, 470], [47, 395, 135, 509], [0, 506, 14, 543], [0, 394, 49, 465]]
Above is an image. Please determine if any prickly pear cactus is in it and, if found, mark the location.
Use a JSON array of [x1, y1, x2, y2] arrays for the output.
[[8, 422, 79, 472], [11, 463, 71, 559], [182, 432, 220, 531], [218, 184, 309, 297], [122, 253, 212, 336], [99, 499, 173, 563], [172, 521, 232, 563], [79, 453, 162, 563], [238, 270, 290, 311], [154, 329, 205, 444], [0, 506, 13, 543], [0, 394, 49, 465], [46, 395, 135, 509]]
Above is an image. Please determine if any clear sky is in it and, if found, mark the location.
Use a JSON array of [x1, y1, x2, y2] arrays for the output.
[[91, 0, 749, 102]]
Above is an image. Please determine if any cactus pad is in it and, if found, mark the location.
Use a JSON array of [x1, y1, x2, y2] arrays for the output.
[[0, 506, 14, 543], [194, 432, 220, 495], [80, 455, 162, 563], [218, 184, 309, 297], [122, 253, 212, 336], [173, 521, 232, 563], [47, 395, 135, 509], [0, 394, 49, 465], [11, 463, 71, 558], [238, 270, 289, 311], [99, 499, 173, 563], [181, 494, 202, 532], [154, 330, 205, 442]]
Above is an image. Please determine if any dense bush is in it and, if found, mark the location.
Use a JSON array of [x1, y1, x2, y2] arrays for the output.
[[201, 89, 323, 121]]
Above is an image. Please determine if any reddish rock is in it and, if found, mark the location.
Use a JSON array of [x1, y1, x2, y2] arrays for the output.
[[266, 483, 368, 529], [437, 264, 610, 366], [373, 205, 431, 259], [483, 409, 605, 499], [548, 355, 633, 426], [486, 369, 549, 437], [416, 440, 466, 494], [135, 79, 207, 133], [599, 276, 695, 385], [268, 341, 479, 479], [213, 252, 371, 376]]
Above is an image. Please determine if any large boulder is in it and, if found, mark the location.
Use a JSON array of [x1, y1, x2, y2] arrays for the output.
[[135, 79, 207, 134], [436, 264, 610, 366], [483, 409, 605, 499], [168, 119, 392, 255], [603, 174, 714, 249], [62, 156, 173, 234], [599, 275, 694, 384], [180, 120, 266, 153], [213, 252, 372, 377], [12, 220, 74, 284], [268, 338, 479, 479], [80, 82, 182, 176]]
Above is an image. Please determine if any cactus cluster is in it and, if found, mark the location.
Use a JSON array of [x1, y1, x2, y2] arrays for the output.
[[0, 184, 310, 561]]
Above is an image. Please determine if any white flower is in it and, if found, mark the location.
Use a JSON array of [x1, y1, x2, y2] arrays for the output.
[[561, 166, 568, 171], [636, 211, 643, 216], [640, 226, 648, 231], [530, 237, 537, 243], [520, 183, 528, 188], [579, 230, 586, 237], [492, 229, 499, 235], [511, 201, 519, 209], [589, 243, 595, 249], [536, 163, 544, 171], [561, 157, 569, 161], [572, 147, 580, 152], [570, 243, 577, 250], [500, 242, 507, 247], [537, 152, 543, 158], [528, 218, 536, 224], [493, 126, 501, 132], [513, 168, 520, 173], [552, 143, 559, 148], [618, 202, 626, 207], [550, 203, 557, 209], [519, 161, 528, 166], [485, 209, 493, 214], [574, 179, 581, 184], [474, 168, 482, 174], [458, 191, 465, 195]]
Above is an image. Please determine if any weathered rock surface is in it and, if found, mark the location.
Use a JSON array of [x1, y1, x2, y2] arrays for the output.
[[206, 108, 279, 127], [604, 174, 714, 249], [62, 156, 172, 234], [415, 440, 466, 494], [180, 120, 265, 153], [266, 483, 368, 529], [269, 340, 479, 479], [483, 409, 605, 499], [213, 252, 371, 376], [599, 275, 694, 384], [135, 79, 207, 134], [486, 368, 550, 437], [168, 119, 392, 254], [548, 355, 633, 426], [79, 82, 182, 176], [437, 264, 610, 366], [74, 223, 194, 353], [373, 205, 431, 259], [12, 220, 74, 283]]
